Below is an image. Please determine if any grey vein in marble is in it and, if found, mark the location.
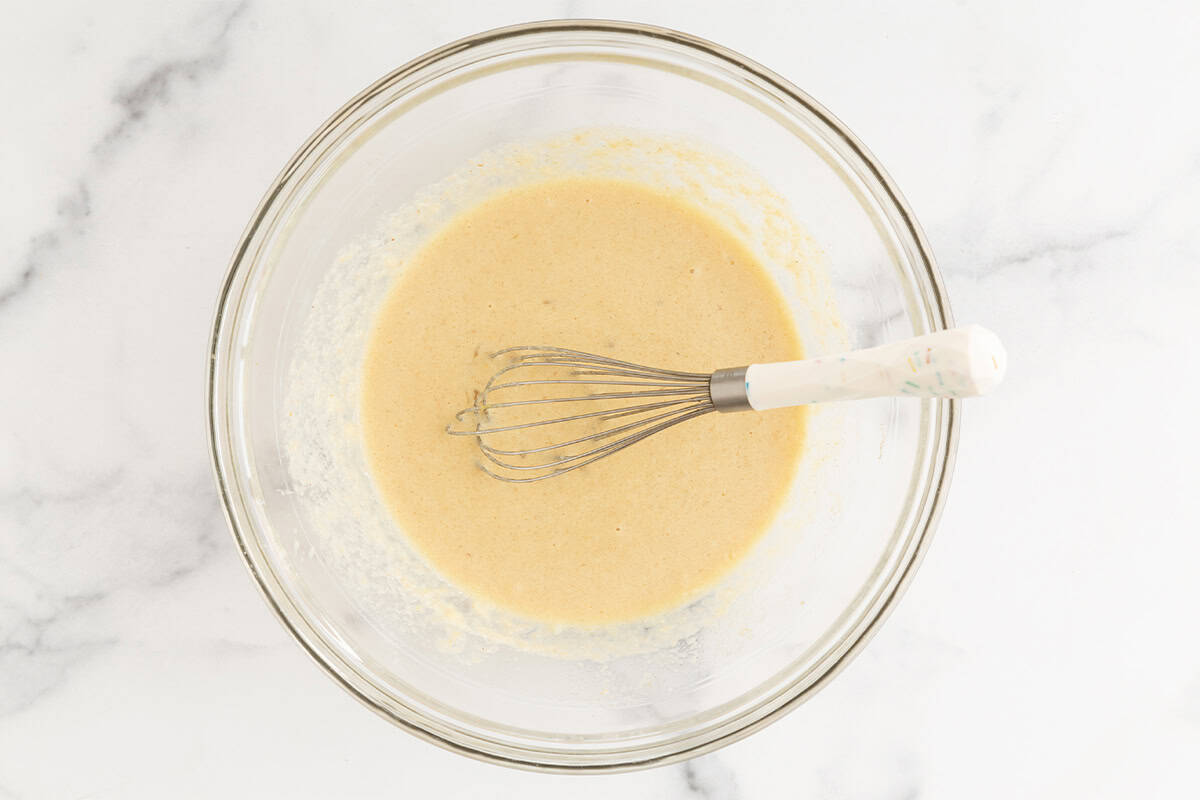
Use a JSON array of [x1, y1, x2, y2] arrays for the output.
[[0, 1, 248, 311], [955, 152, 1200, 281], [680, 755, 739, 800], [0, 466, 228, 716], [0, 3, 251, 715], [98, 1, 250, 157], [0, 588, 116, 717]]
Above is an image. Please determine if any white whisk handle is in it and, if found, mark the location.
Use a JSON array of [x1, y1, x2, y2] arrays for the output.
[[742, 325, 1007, 411]]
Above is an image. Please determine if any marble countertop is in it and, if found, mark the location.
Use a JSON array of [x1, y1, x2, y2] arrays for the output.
[[3, 1, 1198, 796]]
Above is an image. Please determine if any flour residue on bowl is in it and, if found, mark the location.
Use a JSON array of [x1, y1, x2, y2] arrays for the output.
[[283, 129, 844, 663]]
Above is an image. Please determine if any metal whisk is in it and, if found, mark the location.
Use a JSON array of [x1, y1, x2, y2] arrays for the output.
[[447, 327, 1006, 483]]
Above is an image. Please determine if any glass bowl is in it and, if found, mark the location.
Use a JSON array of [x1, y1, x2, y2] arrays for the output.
[[207, 20, 957, 772]]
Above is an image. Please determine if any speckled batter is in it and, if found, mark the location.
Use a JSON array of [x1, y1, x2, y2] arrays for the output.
[[362, 177, 805, 625]]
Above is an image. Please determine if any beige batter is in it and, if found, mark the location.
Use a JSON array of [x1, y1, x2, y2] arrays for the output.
[[362, 177, 805, 625]]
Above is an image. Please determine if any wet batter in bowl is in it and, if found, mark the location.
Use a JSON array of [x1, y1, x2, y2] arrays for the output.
[[362, 177, 805, 625]]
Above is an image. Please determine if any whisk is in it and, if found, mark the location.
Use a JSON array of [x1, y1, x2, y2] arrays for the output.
[[447, 325, 1006, 482]]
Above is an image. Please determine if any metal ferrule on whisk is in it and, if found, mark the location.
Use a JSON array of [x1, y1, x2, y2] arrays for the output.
[[708, 366, 752, 412]]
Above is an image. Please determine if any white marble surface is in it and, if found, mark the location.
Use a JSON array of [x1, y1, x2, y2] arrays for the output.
[[3, 0, 1198, 796]]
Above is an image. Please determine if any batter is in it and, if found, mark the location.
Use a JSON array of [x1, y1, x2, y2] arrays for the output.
[[362, 177, 805, 625]]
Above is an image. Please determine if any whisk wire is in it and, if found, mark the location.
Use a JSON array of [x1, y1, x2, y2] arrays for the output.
[[479, 387, 710, 411], [488, 345, 711, 380], [475, 403, 713, 483], [479, 402, 709, 457], [446, 346, 717, 482], [449, 394, 708, 435]]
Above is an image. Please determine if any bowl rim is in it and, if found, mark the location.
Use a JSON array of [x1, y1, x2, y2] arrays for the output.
[[207, 18, 958, 773]]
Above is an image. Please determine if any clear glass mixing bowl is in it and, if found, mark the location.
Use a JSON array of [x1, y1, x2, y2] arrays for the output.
[[207, 20, 957, 771]]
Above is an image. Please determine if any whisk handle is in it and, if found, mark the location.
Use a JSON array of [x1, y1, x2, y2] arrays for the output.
[[739, 325, 1006, 411]]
